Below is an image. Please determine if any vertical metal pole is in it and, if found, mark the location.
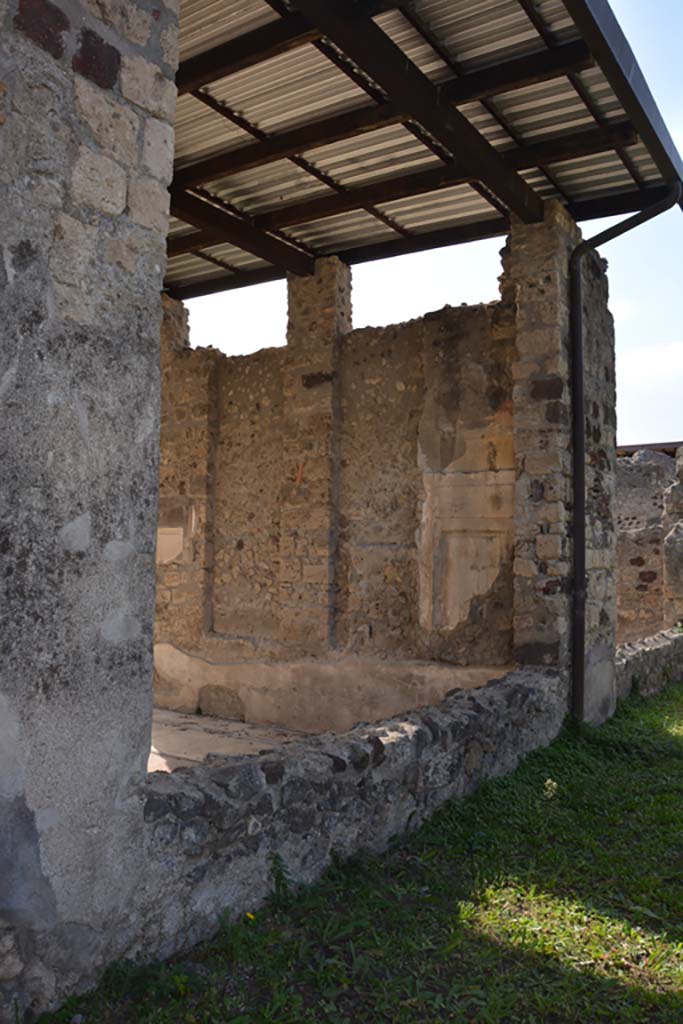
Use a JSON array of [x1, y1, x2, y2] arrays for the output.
[[569, 182, 682, 721]]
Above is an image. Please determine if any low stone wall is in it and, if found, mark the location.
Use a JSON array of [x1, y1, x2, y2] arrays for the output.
[[138, 668, 568, 963], [616, 629, 683, 701]]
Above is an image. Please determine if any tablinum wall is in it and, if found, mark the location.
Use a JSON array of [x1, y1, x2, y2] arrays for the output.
[[155, 283, 518, 724]]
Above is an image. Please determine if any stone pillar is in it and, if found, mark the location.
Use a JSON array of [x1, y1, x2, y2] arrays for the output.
[[506, 202, 577, 676], [581, 248, 617, 722], [506, 201, 617, 723], [280, 258, 351, 654], [156, 296, 220, 653], [0, 1, 177, 1017]]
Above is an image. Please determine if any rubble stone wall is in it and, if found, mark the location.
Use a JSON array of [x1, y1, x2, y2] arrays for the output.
[[156, 284, 517, 670], [139, 668, 569, 982], [616, 629, 683, 701], [503, 202, 617, 724], [616, 450, 683, 643], [338, 303, 516, 663]]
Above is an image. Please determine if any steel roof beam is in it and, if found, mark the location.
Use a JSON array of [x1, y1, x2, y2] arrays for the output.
[[568, 184, 672, 221], [562, 0, 683, 204], [173, 103, 403, 191], [289, 0, 542, 222], [166, 181, 666, 298], [173, 40, 593, 191], [170, 191, 314, 275], [176, 0, 395, 95], [168, 122, 636, 257], [441, 40, 592, 103], [166, 218, 508, 300]]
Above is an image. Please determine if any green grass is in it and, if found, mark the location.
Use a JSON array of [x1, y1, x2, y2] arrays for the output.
[[43, 684, 683, 1024]]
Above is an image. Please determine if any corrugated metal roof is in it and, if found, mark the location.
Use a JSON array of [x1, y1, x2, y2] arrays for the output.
[[167, 0, 682, 297]]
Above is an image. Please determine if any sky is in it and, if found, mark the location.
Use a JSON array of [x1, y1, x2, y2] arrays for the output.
[[186, 0, 683, 446]]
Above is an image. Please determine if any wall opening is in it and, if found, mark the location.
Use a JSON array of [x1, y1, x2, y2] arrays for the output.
[[186, 279, 287, 355], [352, 239, 503, 328]]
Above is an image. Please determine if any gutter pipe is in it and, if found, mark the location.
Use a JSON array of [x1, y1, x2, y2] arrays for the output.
[[570, 180, 682, 721]]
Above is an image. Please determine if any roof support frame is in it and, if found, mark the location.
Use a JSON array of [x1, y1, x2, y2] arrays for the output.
[[172, 40, 592, 193], [176, 0, 395, 95], [168, 122, 636, 258], [166, 179, 669, 300], [288, 0, 543, 222], [169, 191, 314, 276], [561, 0, 683, 203]]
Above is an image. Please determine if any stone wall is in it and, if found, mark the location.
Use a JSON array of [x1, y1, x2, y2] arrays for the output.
[[581, 248, 618, 721], [616, 450, 683, 643], [338, 304, 516, 663], [155, 282, 517, 681], [616, 629, 683, 701], [0, 0, 178, 1018], [139, 667, 570, 986], [503, 202, 617, 723], [156, 296, 220, 650]]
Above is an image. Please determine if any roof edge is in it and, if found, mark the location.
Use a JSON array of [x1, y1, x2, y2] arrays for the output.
[[562, 0, 683, 207]]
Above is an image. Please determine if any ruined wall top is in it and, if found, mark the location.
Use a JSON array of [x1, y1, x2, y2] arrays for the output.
[[616, 449, 676, 531]]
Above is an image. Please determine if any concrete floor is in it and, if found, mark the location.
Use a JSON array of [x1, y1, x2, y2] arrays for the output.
[[149, 708, 305, 773]]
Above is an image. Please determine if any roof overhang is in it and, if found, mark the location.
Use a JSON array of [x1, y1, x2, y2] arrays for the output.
[[166, 0, 682, 299]]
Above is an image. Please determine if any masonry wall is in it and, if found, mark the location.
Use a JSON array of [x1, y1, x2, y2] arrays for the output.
[[155, 291, 517, 675], [156, 296, 220, 650], [337, 304, 516, 663], [616, 449, 683, 642], [0, 0, 178, 1018], [581, 248, 618, 715]]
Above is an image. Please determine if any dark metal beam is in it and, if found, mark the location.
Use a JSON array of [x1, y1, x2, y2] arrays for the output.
[[568, 184, 671, 221], [562, 0, 683, 202], [170, 191, 313, 276], [290, 0, 543, 222], [175, 0, 396, 95], [173, 103, 402, 191], [167, 266, 285, 301], [337, 217, 509, 264], [176, 15, 317, 95], [173, 41, 591, 192], [168, 122, 636, 256], [166, 178, 670, 298], [441, 40, 592, 103]]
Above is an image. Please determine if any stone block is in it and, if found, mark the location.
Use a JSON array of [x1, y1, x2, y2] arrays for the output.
[[121, 55, 176, 121], [128, 175, 170, 232], [75, 78, 138, 164], [536, 533, 563, 561], [84, 0, 153, 45], [72, 27, 121, 90], [14, 0, 69, 59], [142, 117, 174, 183], [71, 145, 126, 214]]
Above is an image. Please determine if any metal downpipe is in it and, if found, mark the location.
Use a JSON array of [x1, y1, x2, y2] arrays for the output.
[[569, 181, 682, 721]]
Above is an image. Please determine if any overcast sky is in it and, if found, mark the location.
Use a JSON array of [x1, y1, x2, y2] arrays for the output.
[[186, 0, 683, 446]]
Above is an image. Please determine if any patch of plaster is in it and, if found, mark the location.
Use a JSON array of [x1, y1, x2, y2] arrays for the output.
[[100, 608, 141, 644], [58, 512, 91, 553]]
